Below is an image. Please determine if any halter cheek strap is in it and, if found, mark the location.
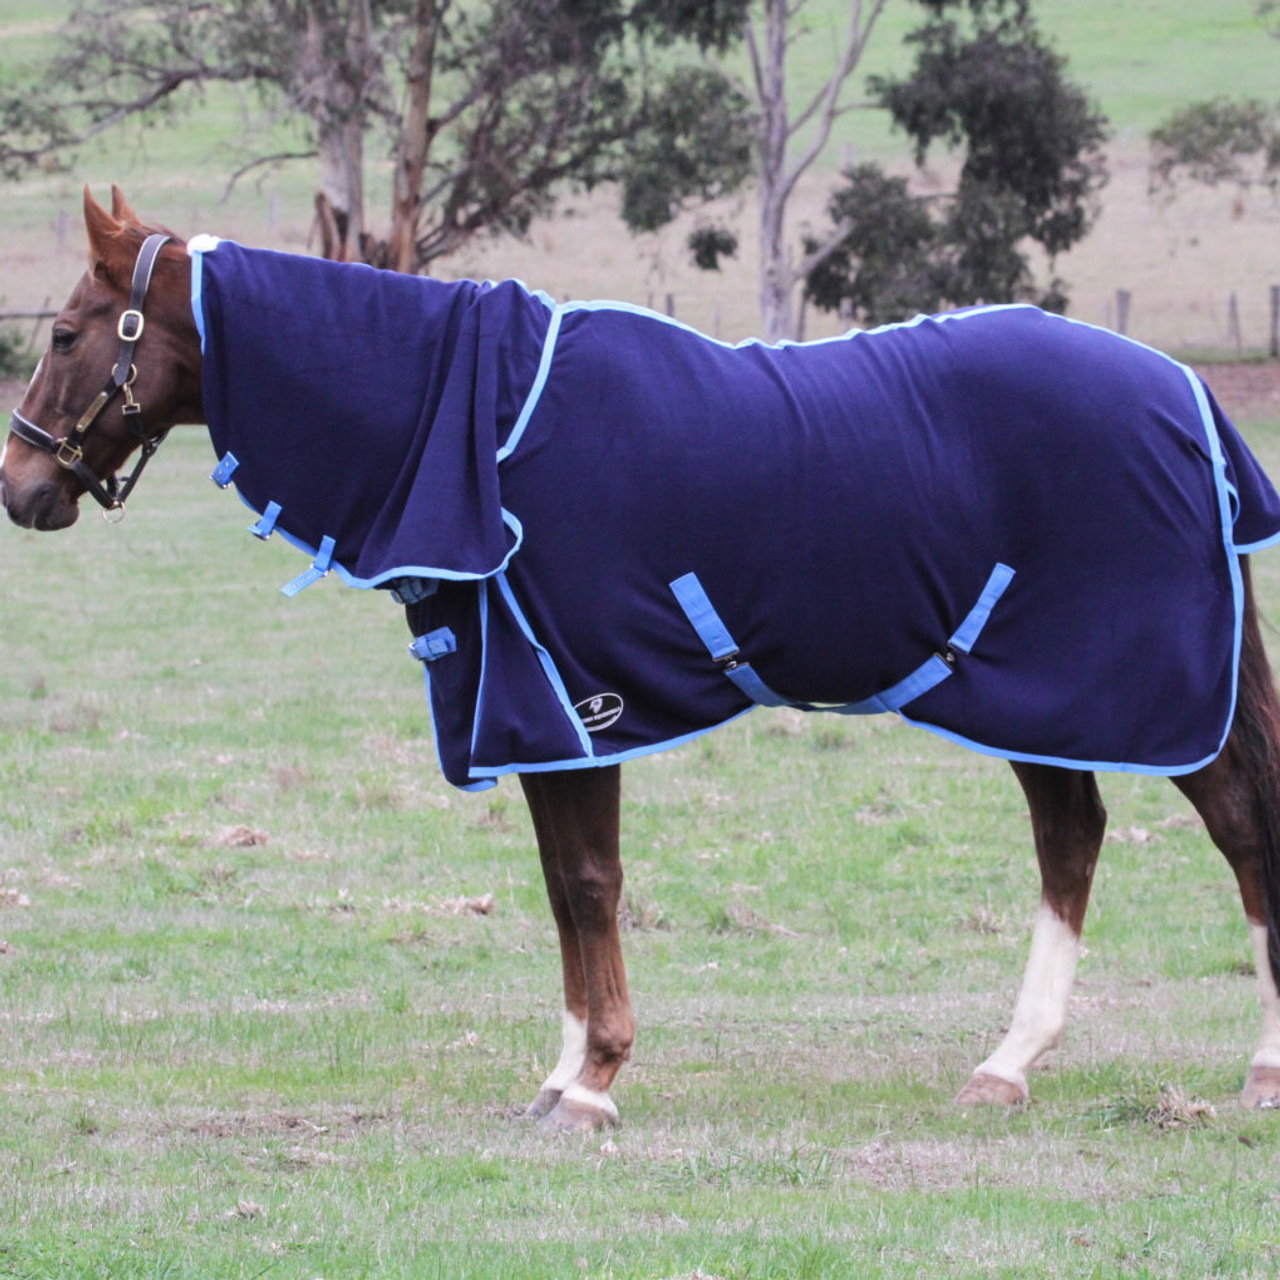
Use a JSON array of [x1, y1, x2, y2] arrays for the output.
[[8, 232, 172, 517]]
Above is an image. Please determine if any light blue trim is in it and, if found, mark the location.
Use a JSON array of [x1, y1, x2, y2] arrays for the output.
[[491, 573, 595, 758], [221, 485, 526, 590], [1237, 529, 1280, 555], [248, 500, 281, 540], [498, 307, 563, 464], [190, 252, 206, 352], [898, 712, 1226, 778], [464, 707, 754, 782], [418, 659, 497, 792]]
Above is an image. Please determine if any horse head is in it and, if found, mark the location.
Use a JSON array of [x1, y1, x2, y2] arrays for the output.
[[0, 186, 203, 530]]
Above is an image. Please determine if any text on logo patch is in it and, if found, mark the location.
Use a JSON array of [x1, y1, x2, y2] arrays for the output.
[[574, 692, 624, 733]]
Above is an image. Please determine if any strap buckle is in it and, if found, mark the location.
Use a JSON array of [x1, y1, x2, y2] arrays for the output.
[[54, 438, 84, 469], [116, 309, 145, 342]]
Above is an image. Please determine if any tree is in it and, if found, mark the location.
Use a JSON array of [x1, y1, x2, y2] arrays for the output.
[[1149, 98, 1280, 202], [1147, 3, 1280, 203], [803, 0, 1107, 327], [3, 0, 755, 273], [738, 0, 892, 341]]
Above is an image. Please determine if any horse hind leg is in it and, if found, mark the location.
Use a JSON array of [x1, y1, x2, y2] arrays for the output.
[[956, 762, 1106, 1105], [1174, 562, 1280, 1108]]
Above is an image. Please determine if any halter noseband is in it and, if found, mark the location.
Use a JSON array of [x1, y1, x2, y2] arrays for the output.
[[8, 232, 173, 520]]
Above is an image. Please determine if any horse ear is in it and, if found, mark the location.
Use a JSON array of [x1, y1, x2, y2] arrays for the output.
[[110, 184, 143, 228], [83, 185, 126, 280]]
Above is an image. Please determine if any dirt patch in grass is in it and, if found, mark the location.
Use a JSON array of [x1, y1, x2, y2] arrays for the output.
[[1194, 361, 1280, 423]]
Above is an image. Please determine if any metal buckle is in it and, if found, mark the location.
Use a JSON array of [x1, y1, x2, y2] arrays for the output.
[[54, 438, 83, 469], [117, 309, 144, 342]]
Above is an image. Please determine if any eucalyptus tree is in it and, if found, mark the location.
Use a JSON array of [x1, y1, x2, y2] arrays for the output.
[[2, 0, 755, 272]]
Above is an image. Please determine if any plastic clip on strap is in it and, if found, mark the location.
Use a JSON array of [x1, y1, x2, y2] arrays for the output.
[[248, 501, 282, 540], [281, 535, 336, 598], [409, 628, 457, 663], [670, 562, 1015, 717], [211, 452, 239, 488]]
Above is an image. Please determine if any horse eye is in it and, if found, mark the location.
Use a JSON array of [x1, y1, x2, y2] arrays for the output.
[[50, 328, 77, 353]]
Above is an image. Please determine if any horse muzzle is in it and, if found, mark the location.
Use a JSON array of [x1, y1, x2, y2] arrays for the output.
[[0, 472, 81, 530]]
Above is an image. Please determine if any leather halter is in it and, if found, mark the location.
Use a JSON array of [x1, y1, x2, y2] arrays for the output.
[[8, 232, 173, 519]]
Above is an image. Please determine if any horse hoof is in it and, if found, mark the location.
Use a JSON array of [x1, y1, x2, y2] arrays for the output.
[[1242, 1065, 1280, 1109], [523, 1088, 563, 1120], [955, 1071, 1029, 1107], [538, 1091, 619, 1133]]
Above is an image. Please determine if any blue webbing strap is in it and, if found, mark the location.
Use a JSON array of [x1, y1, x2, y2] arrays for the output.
[[409, 627, 457, 663], [670, 562, 1015, 716], [281, 534, 336, 598], [950, 562, 1016, 653], [247, 500, 282, 540], [211, 452, 239, 488]]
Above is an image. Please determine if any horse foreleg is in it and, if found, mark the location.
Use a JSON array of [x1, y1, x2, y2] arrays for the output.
[[956, 762, 1106, 1105], [520, 766, 634, 1131]]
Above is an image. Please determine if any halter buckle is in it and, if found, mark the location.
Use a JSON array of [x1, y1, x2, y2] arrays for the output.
[[117, 309, 144, 342], [54, 438, 84, 469]]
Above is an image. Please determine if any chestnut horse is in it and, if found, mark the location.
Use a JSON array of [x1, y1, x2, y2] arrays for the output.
[[5, 187, 1280, 1132]]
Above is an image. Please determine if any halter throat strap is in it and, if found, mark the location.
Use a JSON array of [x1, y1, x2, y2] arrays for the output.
[[8, 231, 173, 516]]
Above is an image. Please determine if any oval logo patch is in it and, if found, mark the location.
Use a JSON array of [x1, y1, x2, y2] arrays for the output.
[[574, 692, 624, 733]]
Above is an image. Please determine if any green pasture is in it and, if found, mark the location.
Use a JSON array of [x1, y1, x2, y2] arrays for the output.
[[4, 2, 1280, 1276], [2, 417, 1280, 1276]]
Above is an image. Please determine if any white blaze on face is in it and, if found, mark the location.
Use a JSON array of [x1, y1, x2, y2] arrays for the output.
[[974, 902, 1081, 1091]]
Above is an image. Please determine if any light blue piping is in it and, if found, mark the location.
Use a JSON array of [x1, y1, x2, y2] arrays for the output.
[[497, 307, 563, 464], [223, 484, 526, 589], [419, 660, 497, 792], [190, 249, 207, 352], [491, 572, 595, 759], [465, 707, 754, 781]]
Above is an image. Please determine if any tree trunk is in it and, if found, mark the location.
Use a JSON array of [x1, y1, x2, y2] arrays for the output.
[[755, 0, 795, 342], [302, 0, 375, 262], [388, 0, 443, 274]]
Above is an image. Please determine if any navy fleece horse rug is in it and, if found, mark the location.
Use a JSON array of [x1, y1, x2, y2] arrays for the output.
[[189, 238, 1280, 790]]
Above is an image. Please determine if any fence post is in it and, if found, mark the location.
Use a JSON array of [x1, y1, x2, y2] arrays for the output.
[[1228, 291, 1243, 357], [1270, 285, 1280, 358], [1115, 288, 1131, 337]]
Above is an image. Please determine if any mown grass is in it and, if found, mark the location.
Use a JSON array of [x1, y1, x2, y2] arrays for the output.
[[2, 417, 1280, 1277]]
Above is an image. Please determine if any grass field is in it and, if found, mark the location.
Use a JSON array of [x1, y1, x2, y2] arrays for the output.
[[3, 0, 1280, 349], [7, 2, 1280, 1276], [3, 415, 1280, 1277]]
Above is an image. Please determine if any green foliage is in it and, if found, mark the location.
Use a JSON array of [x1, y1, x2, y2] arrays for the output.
[[0, 325, 36, 380], [805, 0, 1107, 325], [687, 223, 739, 271], [1150, 97, 1280, 195], [2, 0, 756, 269], [618, 65, 754, 234]]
